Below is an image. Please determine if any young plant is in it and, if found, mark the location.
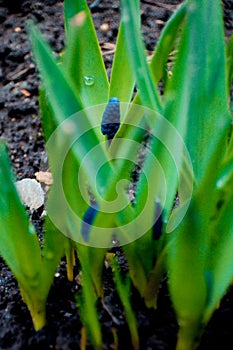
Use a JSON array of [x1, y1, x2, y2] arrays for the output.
[[28, 0, 191, 346], [0, 0, 232, 349]]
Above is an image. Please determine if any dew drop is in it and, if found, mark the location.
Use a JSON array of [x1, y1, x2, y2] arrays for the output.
[[83, 75, 95, 87], [216, 175, 228, 189], [216, 179, 223, 189]]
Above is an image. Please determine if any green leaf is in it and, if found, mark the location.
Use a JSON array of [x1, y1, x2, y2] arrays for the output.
[[204, 193, 233, 323], [110, 254, 139, 350], [109, 103, 148, 181], [149, 2, 186, 88], [226, 33, 233, 95], [215, 154, 233, 203], [166, 0, 231, 185], [123, 231, 153, 297], [39, 87, 57, 142], [120, 0, 162, 114], [77, 262, 102, 350], [44, 137, 86, 247], [65, 239, 76, 281], [144, 236, 172, 308], [76, 244, 106, 298], [63, 0, 109, 107], [28, 22, 83, 122], [40, 217, 67, 296], [166, 2, 231, 348], [64, 0, 81, 35], [0, 142, 45, 330], [168, 195, 208, 350], [109, 23, 135, 103]]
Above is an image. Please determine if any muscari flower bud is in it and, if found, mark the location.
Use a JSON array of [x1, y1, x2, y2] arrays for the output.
[[101, 97, 120, 141], [81, 203, 99, 242]]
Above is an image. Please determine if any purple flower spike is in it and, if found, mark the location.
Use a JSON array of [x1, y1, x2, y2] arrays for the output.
[[81, 203, 99, 242], [101, 97, 120, 141]]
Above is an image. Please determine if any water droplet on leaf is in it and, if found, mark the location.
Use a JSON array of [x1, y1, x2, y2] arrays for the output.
[[216, 179, 224, 189], [83, 75, 95, 86]]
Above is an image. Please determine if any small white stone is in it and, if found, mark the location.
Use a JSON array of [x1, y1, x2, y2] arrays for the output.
[[15, 178, 44, 210], [100, 23, 109, 32]]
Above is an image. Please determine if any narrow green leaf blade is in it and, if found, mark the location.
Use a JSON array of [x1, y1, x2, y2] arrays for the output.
[[123, 232, 153, 296], [77, 262, 103, 350], [28, 21, 82, 121], [76, 244, 106, 298], [226, 33, 233, 95], [0, 142, 42, 284], [165, 0, 231, 184], [167, 196, 208, 349], [110, 254, 139, 350], [120, 0, 162, 114], [204, 193, 233, 322], [41, 217, 67, 289], [149, 2, 186, 88], [109, 23, 135, 103], [39, 87, 57, 141], [0, 142, 47, 330], [64, 0, 109, 107]]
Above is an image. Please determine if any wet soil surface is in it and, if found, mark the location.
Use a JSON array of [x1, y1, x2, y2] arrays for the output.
[[0, 0, 233, 349]]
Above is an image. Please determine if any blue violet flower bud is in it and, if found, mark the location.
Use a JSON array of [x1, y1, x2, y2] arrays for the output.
[[101, 97, 120, 141], [81, 203, 99, 242]]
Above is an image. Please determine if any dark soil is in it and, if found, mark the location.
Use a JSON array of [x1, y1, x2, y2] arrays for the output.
[[0, 1, 233, 349]]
